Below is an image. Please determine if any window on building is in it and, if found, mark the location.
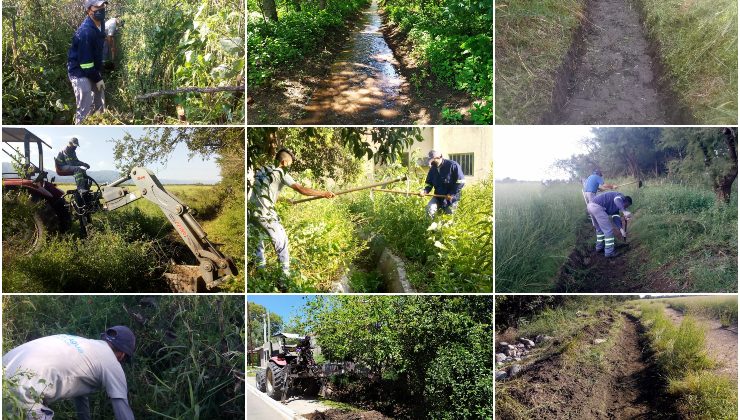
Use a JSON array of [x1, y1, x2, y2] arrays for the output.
[[449, 153, 474, 176]]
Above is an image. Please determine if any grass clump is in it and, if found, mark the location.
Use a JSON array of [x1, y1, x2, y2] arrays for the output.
[[661, 296, 738, 328], [495, 0, 588, 124], [640, 0, 738, 124], [495, 182, 585, 292], [637, 301, 737, 419]]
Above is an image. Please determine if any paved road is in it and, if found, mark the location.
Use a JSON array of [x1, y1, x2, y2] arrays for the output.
[[248, 388, 292, 420]]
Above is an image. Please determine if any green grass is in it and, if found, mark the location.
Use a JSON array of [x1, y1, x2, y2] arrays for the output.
[[640, 0, 738, 124], [495, 0, 587, 124], [495, 180, 738, 292], [3, 184, 244, 292], [636, 300, 737, 419], [494, 182, 585, 291], [2, 295, 244, 419], [659, 296, 738, 327], [628, 182, 737, 291]]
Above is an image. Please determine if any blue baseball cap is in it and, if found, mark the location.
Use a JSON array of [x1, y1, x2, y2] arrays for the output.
[[83, 0, 107, 10], [101, 325, 136, 361]]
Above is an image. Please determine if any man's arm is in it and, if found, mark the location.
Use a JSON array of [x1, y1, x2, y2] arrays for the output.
[[111, 398, 135, 420], [290, 183, 335, 198], [73, 396, 91, 420], [423, 169, 433, 194], [452, 163, 465, 195]]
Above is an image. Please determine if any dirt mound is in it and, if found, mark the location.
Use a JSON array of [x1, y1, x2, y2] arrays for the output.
[[306, 409, 391, 420]]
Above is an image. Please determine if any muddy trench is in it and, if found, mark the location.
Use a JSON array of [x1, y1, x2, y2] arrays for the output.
[[499, 313, 677, 420], [545, 0, 686, 124], [297, 0, 409, 124]]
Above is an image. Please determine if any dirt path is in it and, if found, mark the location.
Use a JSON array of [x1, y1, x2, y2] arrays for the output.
[[555, 0, 667, 124], [499, 313, 673, 419], [663, 307, 738, 381], [297, 0, 409, 124], [605, 314, 662, 419]]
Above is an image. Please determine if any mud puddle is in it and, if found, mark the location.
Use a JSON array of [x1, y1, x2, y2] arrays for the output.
[[553, 0, 668, 124], [297, 0, 409, 124]]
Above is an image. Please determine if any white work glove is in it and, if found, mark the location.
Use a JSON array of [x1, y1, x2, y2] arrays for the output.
[[96, 80, 105, 91], [620, 228, 627, 237], [623, 210, 632, 221]]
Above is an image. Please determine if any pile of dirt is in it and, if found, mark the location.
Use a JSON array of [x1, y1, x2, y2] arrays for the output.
[[306, 409, 392, 420]]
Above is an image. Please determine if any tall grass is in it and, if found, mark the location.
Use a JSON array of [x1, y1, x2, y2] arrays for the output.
[[660, 296, 738, 328], [629, 182, 737, 291], [640, 0, 738, 124], [495, 0, 588, 123], [495, 182, 585, 292], [2, 295, 245, 418], [637, 301, 737, 419]]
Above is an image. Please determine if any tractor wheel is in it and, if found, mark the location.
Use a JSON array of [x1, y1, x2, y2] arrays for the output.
[[2, 194, 59, 262], [266, 362, 287, 401], [256, 369, 267, 392]]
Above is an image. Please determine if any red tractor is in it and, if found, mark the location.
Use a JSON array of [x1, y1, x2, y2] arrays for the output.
[[255, 332, 323, 401], [2, 128, 238, 291], [2, 128, 72, 254]]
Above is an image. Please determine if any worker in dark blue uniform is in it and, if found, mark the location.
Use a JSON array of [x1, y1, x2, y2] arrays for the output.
[[68, 0, 108, 124], [420, 150, 465, 218]]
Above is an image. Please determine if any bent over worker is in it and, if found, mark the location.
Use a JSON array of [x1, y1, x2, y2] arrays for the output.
[[68, 0, 108, 124], [582, 169, 615, 204], [3, 326, 136, 420], [587, 191, 633, 257], [248, 148, 335, 280], [421, 150, 465, 219], [55, 138, 91, 204]]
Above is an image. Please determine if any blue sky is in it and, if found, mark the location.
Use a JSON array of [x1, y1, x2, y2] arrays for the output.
[[247, 295, 312, 322], [2, 126, 221, 183]]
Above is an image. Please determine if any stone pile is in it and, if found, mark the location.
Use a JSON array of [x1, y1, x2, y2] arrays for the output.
[[495, 335, 553, 381]]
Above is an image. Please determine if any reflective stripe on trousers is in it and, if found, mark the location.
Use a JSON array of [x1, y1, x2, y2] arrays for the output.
[[587, 202, 615, 255]]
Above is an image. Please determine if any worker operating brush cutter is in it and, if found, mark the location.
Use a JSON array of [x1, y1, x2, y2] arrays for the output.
[[248, 148, 335, 282], [587, 191, 633, 257]]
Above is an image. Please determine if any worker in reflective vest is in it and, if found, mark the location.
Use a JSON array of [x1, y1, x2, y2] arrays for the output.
[[67, 0, 108, 124]]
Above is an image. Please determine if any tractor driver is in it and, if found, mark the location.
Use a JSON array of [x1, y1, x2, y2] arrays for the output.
[[419, 150, 465, 219], [55, 138, 91, 206], [2, 326, 136, 420], [248, 148, 335, 286]]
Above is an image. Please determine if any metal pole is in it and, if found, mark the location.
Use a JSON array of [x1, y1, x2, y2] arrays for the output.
[[290, 176, 407, 204]]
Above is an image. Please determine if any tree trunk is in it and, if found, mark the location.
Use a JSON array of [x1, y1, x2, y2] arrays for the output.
[[262, 0, 279, 21], [319, 0, 326, 9], [715, 127, 738, 203]]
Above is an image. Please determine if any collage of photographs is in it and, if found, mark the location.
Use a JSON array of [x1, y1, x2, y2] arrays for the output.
[[0, 0, 736, 419]]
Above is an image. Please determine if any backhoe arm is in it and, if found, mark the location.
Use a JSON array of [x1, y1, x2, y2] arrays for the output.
[[100, 167, 237, 290]]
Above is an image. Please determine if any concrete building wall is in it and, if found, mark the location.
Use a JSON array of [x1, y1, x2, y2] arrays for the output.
[[406, 127, 493, 183]]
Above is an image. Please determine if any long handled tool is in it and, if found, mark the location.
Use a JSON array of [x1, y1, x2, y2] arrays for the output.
[[372, 188, 447, 199], [611, 179, 643, 189], [290, 176, 407, 204]]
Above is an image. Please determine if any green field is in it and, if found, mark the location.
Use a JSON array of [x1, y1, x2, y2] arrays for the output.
[[495, 180, 737, 292], [2, 184, 244, 292]]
